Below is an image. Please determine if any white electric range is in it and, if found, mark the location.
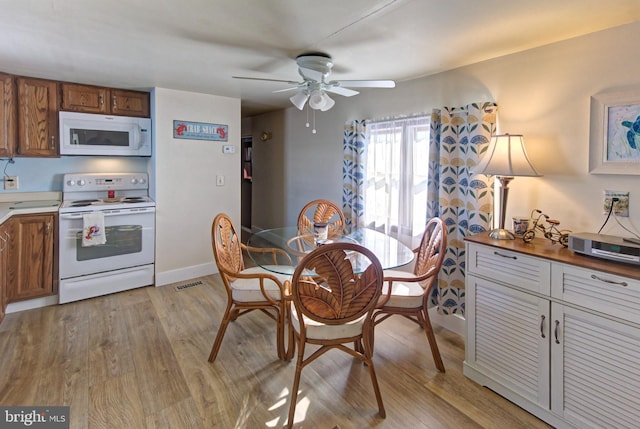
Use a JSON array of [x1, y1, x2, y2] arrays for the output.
[[58, 172, 156, 303]]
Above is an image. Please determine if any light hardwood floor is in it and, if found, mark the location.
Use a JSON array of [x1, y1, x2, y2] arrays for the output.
[[0, 275, 552, 428]]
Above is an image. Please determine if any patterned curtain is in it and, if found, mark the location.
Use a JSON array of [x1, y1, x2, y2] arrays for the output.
[[427, 102, 498, 316], [342, 119, 367, 231]]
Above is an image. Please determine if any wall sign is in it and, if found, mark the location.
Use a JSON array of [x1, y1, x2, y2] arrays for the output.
[[173, 120, 228, 141]]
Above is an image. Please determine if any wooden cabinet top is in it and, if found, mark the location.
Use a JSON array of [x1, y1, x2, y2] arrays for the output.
[[465, 231, 640, 281]]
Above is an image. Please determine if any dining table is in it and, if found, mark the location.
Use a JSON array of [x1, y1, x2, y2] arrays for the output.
[[246, 226, 415, 274]]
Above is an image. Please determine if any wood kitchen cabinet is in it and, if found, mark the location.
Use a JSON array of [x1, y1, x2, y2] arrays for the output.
[[0, 72, 16, 157], [464, 234, 640, 429], [16, 77, 59, 157], [61, 83, 150, 117], [0, 221, 9, 324], [6, 214, 55, 302]]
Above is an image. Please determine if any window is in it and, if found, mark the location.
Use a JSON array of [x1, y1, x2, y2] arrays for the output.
[[364, 116, 430, 246]]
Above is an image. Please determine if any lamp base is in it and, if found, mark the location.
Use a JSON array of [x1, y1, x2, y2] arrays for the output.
[[488, 228, 515, 240]]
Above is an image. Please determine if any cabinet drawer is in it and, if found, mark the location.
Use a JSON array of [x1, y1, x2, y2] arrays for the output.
[[467, 243, 551, 295], [552, 263, 640, 325]]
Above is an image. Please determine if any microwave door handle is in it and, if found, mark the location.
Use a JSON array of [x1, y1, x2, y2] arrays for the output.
[[133, 125, 143, 149]]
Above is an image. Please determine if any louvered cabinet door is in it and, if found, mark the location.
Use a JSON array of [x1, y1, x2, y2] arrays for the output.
[[551, 304, 640, 429], [466, 273, 551, 408]]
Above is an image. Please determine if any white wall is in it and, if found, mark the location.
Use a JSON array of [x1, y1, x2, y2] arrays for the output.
[[153, 88, 241, 285], [251, 21, 640, 237]]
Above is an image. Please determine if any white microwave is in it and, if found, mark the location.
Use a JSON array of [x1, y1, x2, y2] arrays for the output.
[[59, 111, 152, 156]]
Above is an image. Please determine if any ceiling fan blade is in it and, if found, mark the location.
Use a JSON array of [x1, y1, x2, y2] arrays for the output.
[[326, 86, 359, 97], [333, 80, 396, 88], [272, 86, 301, 93], [299, 67, 326, 82], [233, 76, 301, 85]]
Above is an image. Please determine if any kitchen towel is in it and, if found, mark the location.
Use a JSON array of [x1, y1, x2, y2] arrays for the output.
[[82, 212, 106, 246]]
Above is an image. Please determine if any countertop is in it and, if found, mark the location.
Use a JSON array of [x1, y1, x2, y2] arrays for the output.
[[0, 192, 61, 223]]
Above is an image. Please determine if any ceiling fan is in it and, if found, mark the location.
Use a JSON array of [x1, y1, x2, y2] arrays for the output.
[[233, 52, 395, 112]]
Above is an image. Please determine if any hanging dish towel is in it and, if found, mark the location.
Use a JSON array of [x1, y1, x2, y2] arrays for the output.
[[82, 212, 106, 246]]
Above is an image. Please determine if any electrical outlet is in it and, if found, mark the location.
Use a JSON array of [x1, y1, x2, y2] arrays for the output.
[[4, 176, 18, 190], [603, 190, 629, 217]]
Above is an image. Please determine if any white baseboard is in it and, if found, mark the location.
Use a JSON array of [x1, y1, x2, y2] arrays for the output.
[[155, 262, 218, 287], [429, 307, 465, 337], [6, 295, 59, 314]]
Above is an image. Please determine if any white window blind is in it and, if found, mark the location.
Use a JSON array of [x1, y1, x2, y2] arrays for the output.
[[365, 115, 430, 247]]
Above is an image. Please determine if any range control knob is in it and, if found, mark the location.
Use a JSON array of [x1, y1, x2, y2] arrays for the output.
[[138, 177, 146, 184], [131, 178, 139, 185], [66, 180, 75, 186], [78, 179, 86, 186]]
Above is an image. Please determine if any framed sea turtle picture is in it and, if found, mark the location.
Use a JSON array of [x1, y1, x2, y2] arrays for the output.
[[590, 88, 640, 174]]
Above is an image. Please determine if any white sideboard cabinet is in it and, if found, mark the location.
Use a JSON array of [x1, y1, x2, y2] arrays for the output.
[[464, 232, 640, 429]]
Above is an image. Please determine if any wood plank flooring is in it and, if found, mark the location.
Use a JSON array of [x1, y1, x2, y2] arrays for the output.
[[0, 274, 552, 428]]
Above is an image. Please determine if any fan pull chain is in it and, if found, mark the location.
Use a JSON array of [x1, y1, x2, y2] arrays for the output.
[[305, 103, 310, 129], [312, 109, 317, 134]]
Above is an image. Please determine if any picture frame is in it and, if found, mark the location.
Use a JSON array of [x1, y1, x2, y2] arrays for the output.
[[589, 88, 640, 174]]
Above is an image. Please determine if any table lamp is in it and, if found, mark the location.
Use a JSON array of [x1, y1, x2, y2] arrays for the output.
[[474, 134, 541, 239]]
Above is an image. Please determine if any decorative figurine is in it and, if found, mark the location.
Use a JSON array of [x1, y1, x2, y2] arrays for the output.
[[522, 209, 571, 247]]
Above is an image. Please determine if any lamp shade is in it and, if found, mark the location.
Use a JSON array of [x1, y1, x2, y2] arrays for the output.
[[474, 134, 541, 177], [290, 91, 309, 110]]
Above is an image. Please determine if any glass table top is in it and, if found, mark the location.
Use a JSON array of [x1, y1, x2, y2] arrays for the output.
[[246, 226, 414, 275]]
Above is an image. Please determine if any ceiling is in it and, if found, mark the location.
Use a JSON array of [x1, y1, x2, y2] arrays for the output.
[[1, 0, 639, 117]]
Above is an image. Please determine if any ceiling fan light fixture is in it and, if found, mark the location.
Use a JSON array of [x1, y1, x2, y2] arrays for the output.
[[319, 93, 334, 111], [308, 89, 326, 110], [290, 90, 309, 110]]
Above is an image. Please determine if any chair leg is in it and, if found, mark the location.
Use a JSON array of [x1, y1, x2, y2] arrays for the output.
[[362, 329, 385, 418], [286, 341, 305, 428], [208, 304, 233, 362], [419, 309, 445, 373]]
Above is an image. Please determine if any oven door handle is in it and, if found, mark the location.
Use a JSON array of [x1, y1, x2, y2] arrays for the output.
[[59, 208, 155, 219]]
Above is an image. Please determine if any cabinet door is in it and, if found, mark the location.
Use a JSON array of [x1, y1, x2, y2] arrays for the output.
[[0, 73, 16, 157], [0, 222, 8, 324], [551, 304, 640, 429], [466, 273, 550, 408], [17, 77, 59, 157], [6, 214, 54, 301], [110, 89, 150, 117], [61, 83, 109, 114]]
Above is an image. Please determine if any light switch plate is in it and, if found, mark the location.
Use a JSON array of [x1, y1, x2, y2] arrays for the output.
[[222, 145, 235, 154], [216, 175, 225, 186]]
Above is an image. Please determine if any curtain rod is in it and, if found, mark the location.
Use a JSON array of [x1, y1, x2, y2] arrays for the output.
[[367, 112, 430, 124]]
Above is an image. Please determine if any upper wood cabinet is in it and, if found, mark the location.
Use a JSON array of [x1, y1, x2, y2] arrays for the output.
[[0, 73, 16, 158], [61, 83, 150, 117], [16, 77, 59, 157]]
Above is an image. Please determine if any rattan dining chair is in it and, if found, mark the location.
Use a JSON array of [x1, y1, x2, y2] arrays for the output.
[[296, 199, 346, 238], [208, 213, 293, 362], [373, 217, 448, 372], [286, 242, 386, 428]]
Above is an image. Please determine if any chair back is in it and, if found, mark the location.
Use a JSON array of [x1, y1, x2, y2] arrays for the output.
[[413, 217, 447, 289], [291, 242, 383, 325], [297, 199, 346, 238], [211, 213, 245, 277]]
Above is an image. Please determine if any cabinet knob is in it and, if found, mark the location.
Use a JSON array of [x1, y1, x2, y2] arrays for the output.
[[112, 95, 117, 110], [50, 135, 55, 149], [99, 94, 104, 106]]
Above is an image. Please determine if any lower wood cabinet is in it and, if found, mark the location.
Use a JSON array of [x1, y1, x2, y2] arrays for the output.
[[0, 221, 9, 323], [5, 214, 55, 302], [464, 235, 640, 429]]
